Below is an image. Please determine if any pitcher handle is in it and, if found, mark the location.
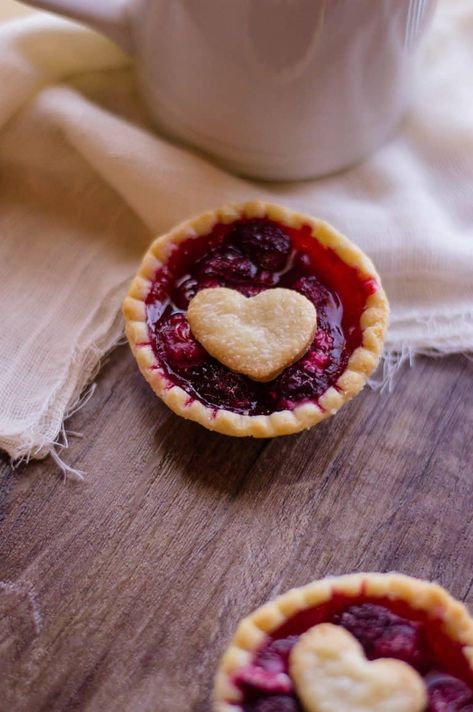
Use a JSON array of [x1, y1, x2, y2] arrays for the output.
[[17, 0, 133, 54]]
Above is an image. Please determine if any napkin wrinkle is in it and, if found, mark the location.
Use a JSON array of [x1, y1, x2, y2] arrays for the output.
[[0, 5, 472, 469], [6, 287, 124, 456], [0, 16, 127, 129], [37, 81, 259, 235]]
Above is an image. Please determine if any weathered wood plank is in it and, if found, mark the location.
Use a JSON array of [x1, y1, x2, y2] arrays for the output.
[[0, 349, 472, 712]]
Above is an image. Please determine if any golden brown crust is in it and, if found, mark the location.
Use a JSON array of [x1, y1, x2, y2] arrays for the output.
[[123, 201, 390, 437], [213, 572, 473, 710]]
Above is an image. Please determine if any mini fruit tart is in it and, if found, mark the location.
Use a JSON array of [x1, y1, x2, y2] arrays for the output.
[[214, 573, 473, 712], [123, 201, 389, 437]]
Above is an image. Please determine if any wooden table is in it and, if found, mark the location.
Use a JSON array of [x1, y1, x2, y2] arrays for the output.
[[1, 348, 472, 711]]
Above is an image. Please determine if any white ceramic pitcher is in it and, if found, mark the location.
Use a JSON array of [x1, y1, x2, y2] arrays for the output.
[[20, 0, 436, 181]]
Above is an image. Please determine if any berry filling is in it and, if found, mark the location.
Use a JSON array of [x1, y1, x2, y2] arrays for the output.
[[426, 672, 473, 711], [235, 597, 473, 712], [145, 218, 376, 415], [230, 220, 292, 272], [334, 603, 431, 671]]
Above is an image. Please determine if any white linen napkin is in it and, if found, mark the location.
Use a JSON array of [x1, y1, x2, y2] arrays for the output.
[[0, 1, 472, 468]]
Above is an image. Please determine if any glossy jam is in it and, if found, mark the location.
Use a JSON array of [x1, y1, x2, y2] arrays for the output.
[[145, 219, 375, 415], [236, 593, 473, 712]]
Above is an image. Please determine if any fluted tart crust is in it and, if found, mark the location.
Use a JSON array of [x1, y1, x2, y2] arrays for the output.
[[214, 572, 473, 712], [123, 201, 389, 437]]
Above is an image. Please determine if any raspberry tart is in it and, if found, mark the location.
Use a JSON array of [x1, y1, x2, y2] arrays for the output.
[[123, 202, 388, 437], [214, 573, 473, 712]]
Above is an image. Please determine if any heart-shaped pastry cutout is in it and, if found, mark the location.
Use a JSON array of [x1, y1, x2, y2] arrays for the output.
[[290, 623, 427, 712], [187, 287, 317, 382]]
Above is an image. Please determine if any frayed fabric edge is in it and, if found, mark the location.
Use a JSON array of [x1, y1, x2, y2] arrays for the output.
[[11, 382, 98, 482], [9, 331, 129, 480], [7, 306, 129, 479], [47, 382, 99, 481], [369, 346, 417, 394], [370, 344, 473, 394]]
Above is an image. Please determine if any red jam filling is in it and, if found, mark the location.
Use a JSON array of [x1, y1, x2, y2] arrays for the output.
[[145, 218, 376, 415], [235, 594, 473, 712]]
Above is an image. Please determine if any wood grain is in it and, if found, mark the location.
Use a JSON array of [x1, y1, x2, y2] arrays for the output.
[[0, 349, 472, 712]]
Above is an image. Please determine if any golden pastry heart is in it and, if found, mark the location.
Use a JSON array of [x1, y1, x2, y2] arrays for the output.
[[187, 287, 317, 382], [290, 623, 427, 712]]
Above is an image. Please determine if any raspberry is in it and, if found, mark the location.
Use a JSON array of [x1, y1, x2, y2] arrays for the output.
[[196, 247, 256, 282], [230, 220, 292, 271], [313, 329, 334, 352], [271, 365, 327, 409], [336, 604, 429, 671], [158, 313, 207, 369], [292, 251, 312, 272], [293, 276, 332, 309], [254, 637, 299, 674], [300, 331, 333, 372], [235, 665, 293, 695], [426, 671, 473, 711], [300, 351, 331, 372], [189, 361, 253, 412]]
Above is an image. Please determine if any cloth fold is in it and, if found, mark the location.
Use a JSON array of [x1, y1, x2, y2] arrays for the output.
[[0, 2, 472, 464]]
